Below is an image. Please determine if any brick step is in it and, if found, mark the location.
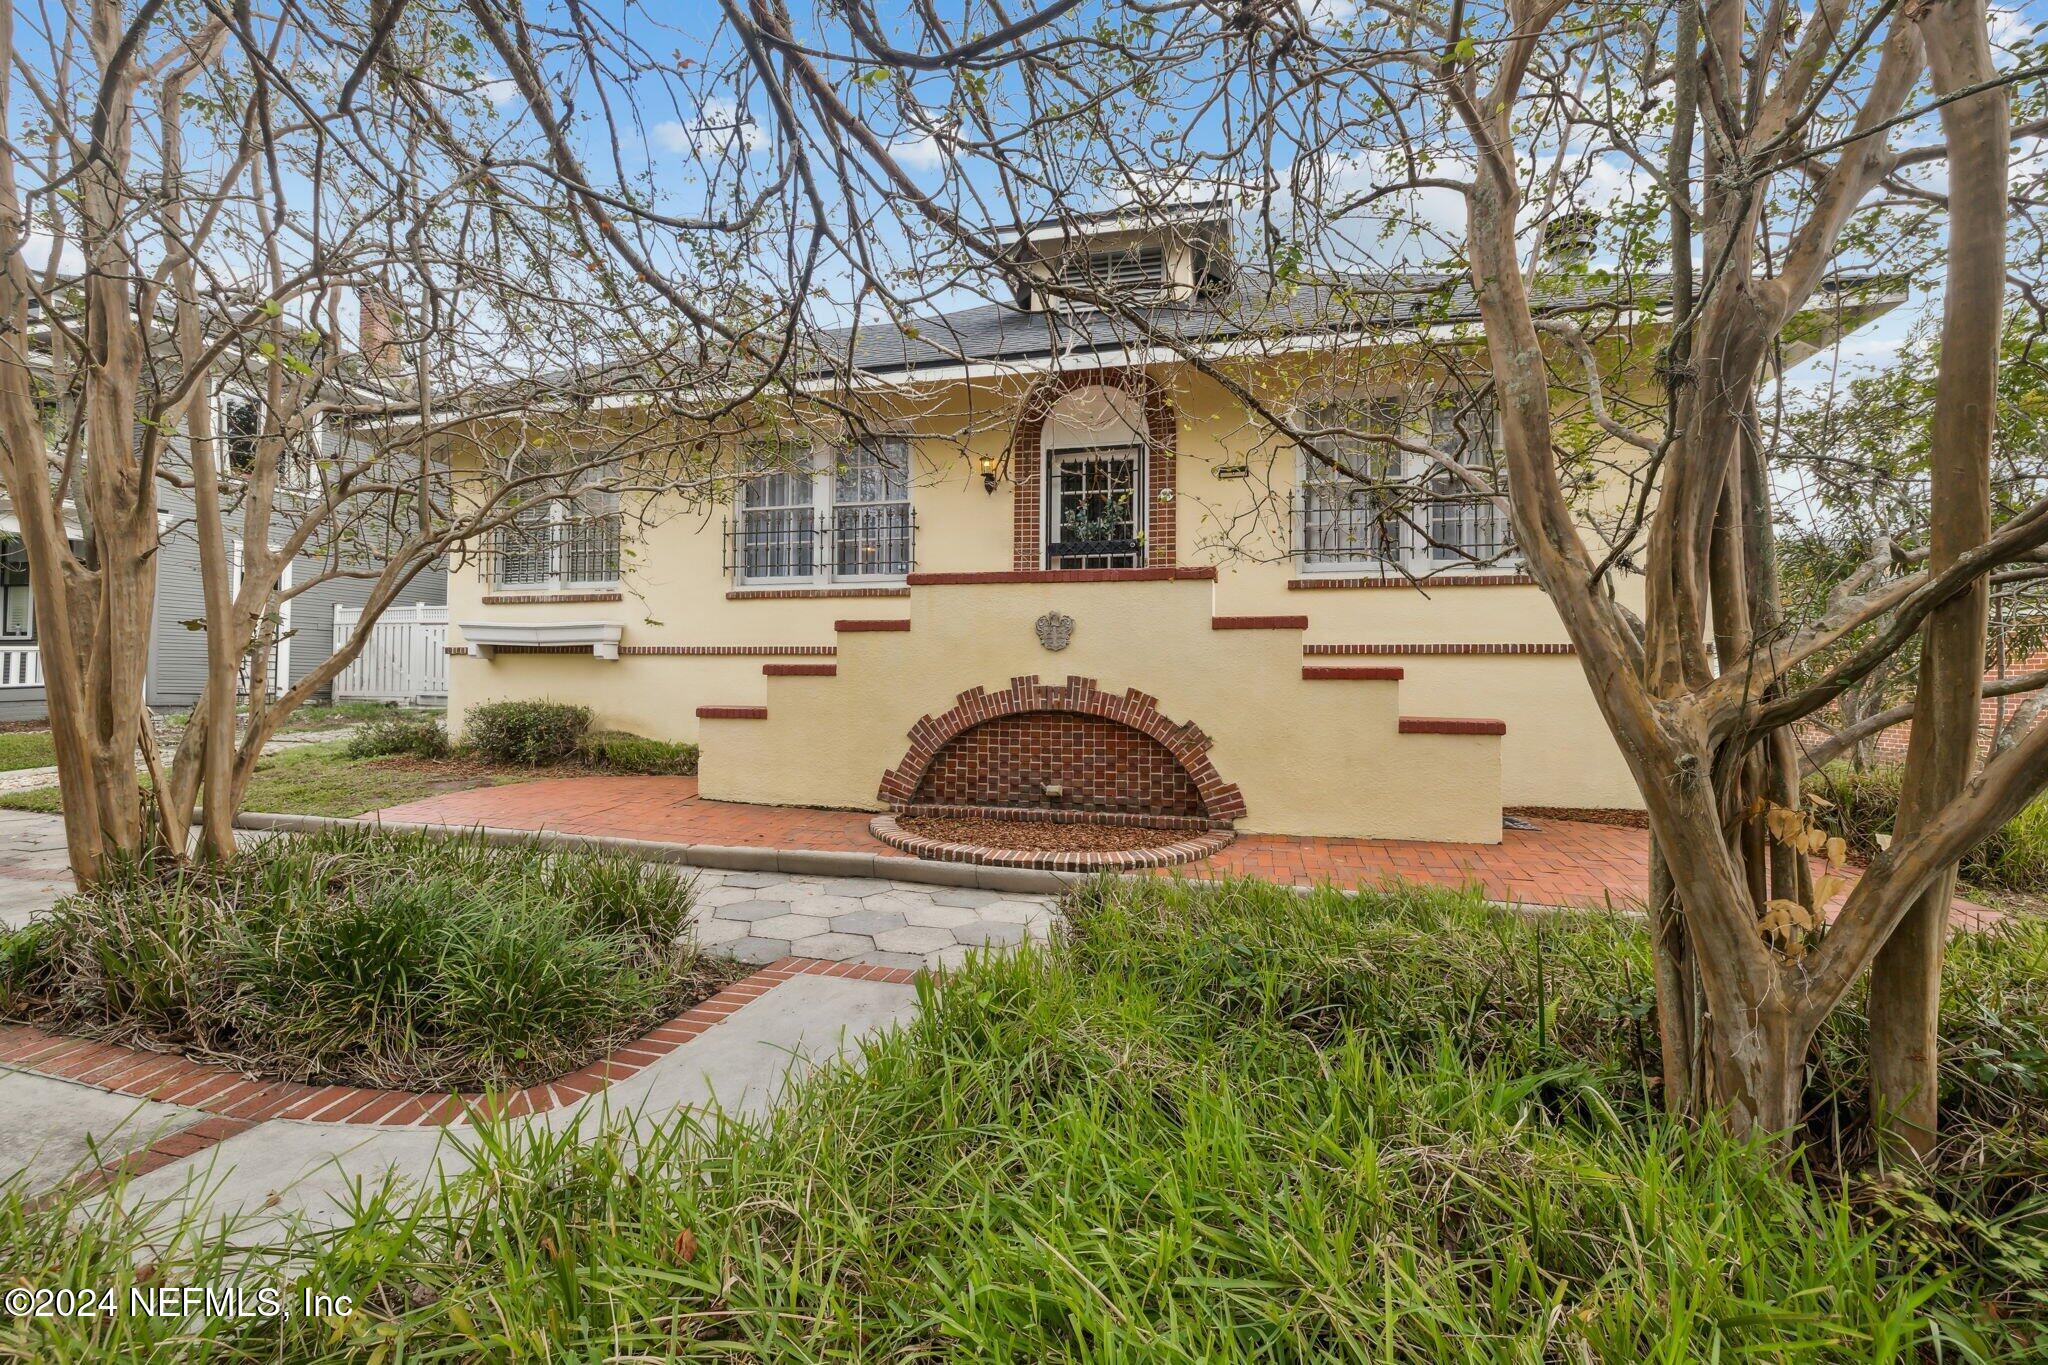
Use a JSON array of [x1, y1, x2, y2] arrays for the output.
[[697, 705, 769, 720], [1301, 665, 1404, 681], [835, 618, 911, 632], [763, 663, 838, 677], [1399, 716, 1507, 736], [1211, 615, 1308, 630]]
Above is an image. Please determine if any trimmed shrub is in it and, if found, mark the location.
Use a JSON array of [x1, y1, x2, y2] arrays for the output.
[[580, 730, 700, 776], [463, 700, 591, 766], [1806, 762, 2048, 893], [345, 712, 451, 760]]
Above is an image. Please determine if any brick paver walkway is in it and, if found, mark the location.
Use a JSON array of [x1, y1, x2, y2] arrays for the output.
[[374, 776, 1660, 910], [372, 775, 1999, 925]]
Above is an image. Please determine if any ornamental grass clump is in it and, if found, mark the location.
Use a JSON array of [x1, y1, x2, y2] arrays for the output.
[[0, 826, 743, 1090]]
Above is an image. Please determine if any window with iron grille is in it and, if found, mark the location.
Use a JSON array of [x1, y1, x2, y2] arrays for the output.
[[832, 438, 912, 577], [738, 458, 819, 581], [1298, 398, 1402, 567], [1047, 446, 1143, 569], [491, 458, 623, 589], [1423, 397, 1512, 564]]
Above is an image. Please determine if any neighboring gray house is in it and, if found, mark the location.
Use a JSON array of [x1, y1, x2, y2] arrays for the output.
[[0, 394, 445, 722]]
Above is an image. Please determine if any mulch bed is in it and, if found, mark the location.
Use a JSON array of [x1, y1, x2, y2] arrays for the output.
[[1507, 806, 1650, 830], [896, 814, 1196, 854]]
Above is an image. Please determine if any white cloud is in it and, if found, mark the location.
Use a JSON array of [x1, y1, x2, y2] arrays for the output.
[[890, 134, 946, 171], [478, 76, 522, 109], [652, 99, 766, 159], [1990, 4, 2039, 46]]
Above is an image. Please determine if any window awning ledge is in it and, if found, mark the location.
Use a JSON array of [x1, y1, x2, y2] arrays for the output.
[[457, 620, 623, 661]]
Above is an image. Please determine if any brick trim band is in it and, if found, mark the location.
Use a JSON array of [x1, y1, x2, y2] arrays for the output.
[[1, 959, 908, 1136], [763, 663, 838, 677], [1212, 615, 1309, 631], [887, 801, 1219, 832], [622, 644, 837, 657], [1306, 642, 1576, 657], [727, 586, 910, 600], [878, 674, 1246, 820], [447, 643, 594, 655], [1399, 716, 1508, 736], [1301, 665, 1405, 681], [835, 618, 912, 632], [906, 567, 1215, 586], [697, 705, 769, 720], [482, 591, 625, 605], [1287, 573, 1537, 590]]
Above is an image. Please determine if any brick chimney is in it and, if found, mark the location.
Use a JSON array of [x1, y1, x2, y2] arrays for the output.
[[358, 287, 402, 372]]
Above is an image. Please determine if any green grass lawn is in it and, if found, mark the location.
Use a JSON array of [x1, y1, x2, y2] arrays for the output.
[[0, 738, 523, 818], [6, 877, 2041, 1360], [0, 729, 55, 772]]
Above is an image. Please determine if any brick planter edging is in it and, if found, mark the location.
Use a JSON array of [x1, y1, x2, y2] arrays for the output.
[[870, 814, 1234, 871], [0, 958, 909, 1139]]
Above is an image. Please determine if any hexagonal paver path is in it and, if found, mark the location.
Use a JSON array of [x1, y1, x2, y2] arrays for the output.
[[685, 870, 1058, 971]]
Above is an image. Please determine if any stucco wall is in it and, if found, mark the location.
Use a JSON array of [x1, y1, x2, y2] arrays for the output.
[[697, 578, 1504, 843], [446, 363, 1651, 820]]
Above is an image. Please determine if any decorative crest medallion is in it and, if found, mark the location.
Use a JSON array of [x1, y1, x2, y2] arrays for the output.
[[1034, 610, 1075, 652]]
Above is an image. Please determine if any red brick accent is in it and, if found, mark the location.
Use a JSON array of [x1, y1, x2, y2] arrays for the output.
[[1302, 665, 1405, 681], [1306, 642, 1576, 656], [907, 567, 1215, 586], [1288, 573, 1538, 590], [697, 705, 769, 720], [912, 712, 1204, 816], [870, 813, 1234, 870], [763, 663, 838, 677], [1212, 615, 1309, 631], [622, 644, 836, 657], [835, 618, 912, 632], [1007, 368, 1178, 570], [7, 959, 911, 1138], [1399, 716, 1508, 736], [878, 675, 1246, 821], [727, 585, 910, 600], [482, 591, 625, 605]]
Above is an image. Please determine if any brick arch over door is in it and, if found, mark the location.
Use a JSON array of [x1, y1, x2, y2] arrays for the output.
[[1007, 369, 1178, 571], [878, 674, 1245, 821]]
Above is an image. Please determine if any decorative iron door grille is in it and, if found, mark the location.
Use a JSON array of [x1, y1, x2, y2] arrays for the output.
[[1046, 445, 1143, 569]]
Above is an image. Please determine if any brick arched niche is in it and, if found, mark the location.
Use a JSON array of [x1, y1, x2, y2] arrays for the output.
[[878, 675, 1245, 823], [1007, 369, 1178, 571]]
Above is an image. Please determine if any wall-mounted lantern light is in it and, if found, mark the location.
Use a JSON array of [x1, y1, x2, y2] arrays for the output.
[[979, 453, 1000, 494]]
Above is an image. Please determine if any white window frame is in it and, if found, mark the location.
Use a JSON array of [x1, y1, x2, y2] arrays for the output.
[[0, 536, 33, 641], [1294, 396, 1405, 575], [732, 438, 914, 588], [491, 459, 624, 592], [1039, 386, 1150, 570], [1291, 391, 1515, 576]]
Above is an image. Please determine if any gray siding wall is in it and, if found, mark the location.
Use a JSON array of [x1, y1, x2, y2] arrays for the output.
[[145, 485, 445, 709]]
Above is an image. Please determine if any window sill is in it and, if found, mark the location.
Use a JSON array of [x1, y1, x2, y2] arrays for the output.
[[456, 620, 624, 660]]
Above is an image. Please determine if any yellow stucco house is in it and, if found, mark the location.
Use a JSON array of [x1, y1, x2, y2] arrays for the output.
[[445, 206, 1895, 852]]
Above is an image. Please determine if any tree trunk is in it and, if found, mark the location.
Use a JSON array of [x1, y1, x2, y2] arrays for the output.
[[1868, 0, 2006, 1161]]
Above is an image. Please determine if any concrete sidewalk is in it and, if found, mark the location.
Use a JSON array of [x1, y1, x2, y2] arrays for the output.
[[7, 965, 920, 1238]]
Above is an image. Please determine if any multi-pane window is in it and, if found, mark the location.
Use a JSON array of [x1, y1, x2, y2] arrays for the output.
[[0, 538, 31, 640], [492, 459, 623, 589], [832, 439, 912, 577], [739, 460, 818, 581], [1047, 448, 1142, 569], [731, 438, 915, 584], [1299, 398, 1401, 567], [1423, 396, 1511, 563]]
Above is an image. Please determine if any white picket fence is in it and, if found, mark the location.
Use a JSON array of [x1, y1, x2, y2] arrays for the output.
[[333, 604, 449, 704]]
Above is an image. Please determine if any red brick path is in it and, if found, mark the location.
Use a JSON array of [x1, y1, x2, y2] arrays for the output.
[[373, 776, 1653, 909], [370, 775, 1998, 926]]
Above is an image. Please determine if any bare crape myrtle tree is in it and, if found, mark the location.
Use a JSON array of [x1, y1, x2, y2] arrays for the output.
[[0, 0, 859, 880], [488, 0, 2048, 1154]]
